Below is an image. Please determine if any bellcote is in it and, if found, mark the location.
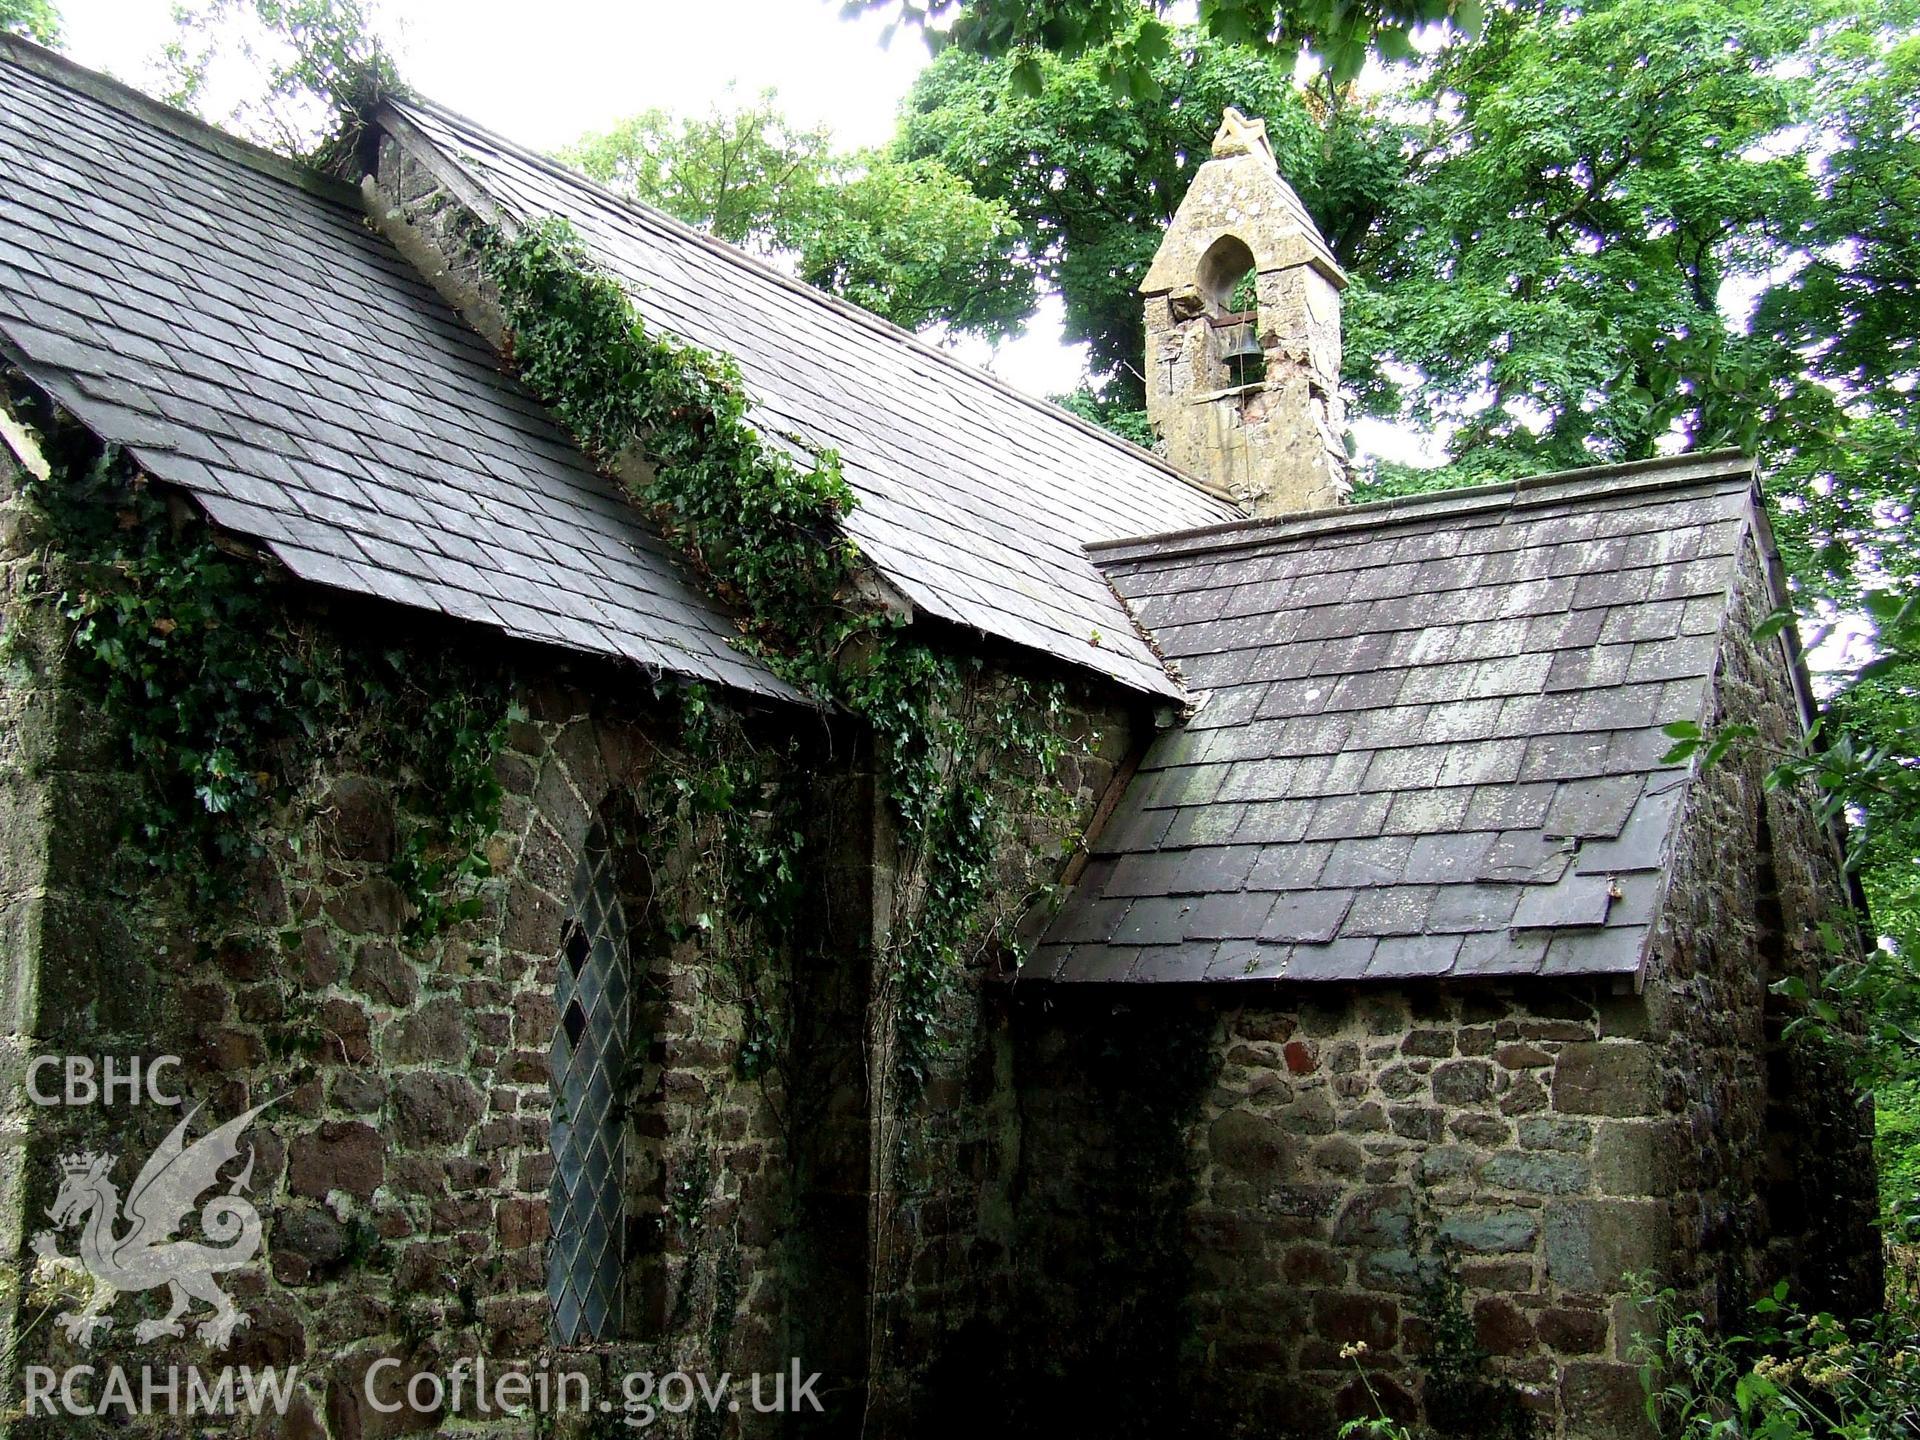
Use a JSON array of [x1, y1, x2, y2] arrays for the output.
[[1141, 108, 1349, 515]]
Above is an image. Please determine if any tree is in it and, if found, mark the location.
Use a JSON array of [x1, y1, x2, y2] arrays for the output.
[[561, 98, 1033, 340], [890, 0, 1920, 1222], [893, 24, 1408, 400], [0, 0, 59, 44], [162, 0, 399, 163], [843, 0, 1484, 92], [561, 97, 836, 255]]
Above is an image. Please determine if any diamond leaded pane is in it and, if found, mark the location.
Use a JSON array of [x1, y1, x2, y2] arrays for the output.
[[548, 820, 630, 1344]]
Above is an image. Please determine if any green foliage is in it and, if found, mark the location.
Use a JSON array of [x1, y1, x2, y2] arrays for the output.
[[895, 21, 1405, 400], [889, 0, 1920, 1234], [477, 219, 1078, 1097], [479, 216, 861, 662], [0, 0, 59, 44], [559, 95, 1031, 340], [162, 0, 400, 162], [845, 0, 1482, 93], [1053, 388, 1154, 448], [11, 408, 510, 932], [1413, 1238, 1535, 1440], [560, 96, 836, 254], [1634, 1280, 1920, 1438]]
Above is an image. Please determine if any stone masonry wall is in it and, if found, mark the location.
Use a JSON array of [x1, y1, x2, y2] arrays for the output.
[[855, 656, 1142, 1437], [999, 982, 1664, 1440], [976, 526, 1879, 1440], [1638, 534, 1880, 1324], [0, 455, 880, 1437]]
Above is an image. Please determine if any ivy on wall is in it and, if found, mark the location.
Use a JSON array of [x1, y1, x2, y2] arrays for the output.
[[473, 217, 1078, 1094], [5, 395, 513, 934]]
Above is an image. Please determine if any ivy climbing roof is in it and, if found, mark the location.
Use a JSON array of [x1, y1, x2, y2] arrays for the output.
[[0, 38, 799, 701], [381, 97, 1239, 701], [1036, 453, 1773, 984]]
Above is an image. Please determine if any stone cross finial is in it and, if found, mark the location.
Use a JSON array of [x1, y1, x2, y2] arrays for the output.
[[1210, 107, 1274, 165]]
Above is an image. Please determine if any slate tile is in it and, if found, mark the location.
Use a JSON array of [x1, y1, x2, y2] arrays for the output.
[[1472, 652, 1554, 697], [1022, 945, 1073, 981], [1320, 835, 1416, 888], [1326, 668, 1407, 711], [1574, 785, 1682, 874], [1519, 732, 1614, 783], [1235, 799, 1318, 846], [1383, 787, 1474, 835], [1399, 661, 1480, 705], [1343, 885, 1441, 937], [1481, 831, 1573, 885], [1108, 850, 1188, 899], [1438, 739, 1526, 788], [1546, 645, 1634, 692], [1404, 831, 1496, 884], [1463, 782, 1557, 832], [1217, 758, 1297, 803], [1092, 806, 1175, 855], [1114, 897, 1191, 946], [1451, 930, 1548, 976], [1543, 776, 1644, 840], [1058, 946, 1141, 982], [1047, 895, 1131, 946], [1627, 634, 1718, 684], [1261, 889, 1353, 943], [1361, 745, 1449, 792], [1285, 748, 1372, 799], [1609, 728, 1684, 774], [1186, 891, 1278, 942], [1423, 697, 1506, 742], [1283, 938, 1377, 980], [1162, 803, 1250, 848], [1539, 925, 1646, 976], [1304, 792, 1393, 841], [1366, 935, 1463, 978], [1425, 882, 1522, 932], [1257, 677, 1338, 719], [1133, 943, 1219, 983], [1528, 608, 1607, 650], [1512, 875, 1614, 929], [1245, 840, 1333, 890], [1573, 568, 1654, 608], [1172, 846, 1261, 895], [1204, 940, 1282, 981]]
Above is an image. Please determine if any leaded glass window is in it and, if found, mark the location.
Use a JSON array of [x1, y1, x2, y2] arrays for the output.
[[547, 820, 630, 1344]]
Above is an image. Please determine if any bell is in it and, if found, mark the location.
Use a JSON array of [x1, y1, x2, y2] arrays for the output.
[[1219, 322, 1265, 386]]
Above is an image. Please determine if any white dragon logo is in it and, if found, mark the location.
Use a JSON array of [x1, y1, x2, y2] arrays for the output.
[[33, 1102, 272, 1349]]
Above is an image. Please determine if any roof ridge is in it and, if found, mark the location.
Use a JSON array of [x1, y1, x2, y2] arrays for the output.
[[0, 32, 361, 207], [1089, 449, 1758, 561], [385, 92, 1239, 509]]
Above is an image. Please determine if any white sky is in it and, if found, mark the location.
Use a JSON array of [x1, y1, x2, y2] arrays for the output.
[[54, 0, 1428, 455]]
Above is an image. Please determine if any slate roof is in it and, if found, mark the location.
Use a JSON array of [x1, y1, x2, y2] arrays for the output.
[[1033, 452, 1764, 984], [381, 98, 1239, 700], [0, 37, 796, 700]]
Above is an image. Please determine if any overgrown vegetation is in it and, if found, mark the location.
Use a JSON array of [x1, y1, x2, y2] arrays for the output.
[[475, 216, 1076, 1095], [1634, 1276, 1920, 1438], [6, 391, 512, 936]]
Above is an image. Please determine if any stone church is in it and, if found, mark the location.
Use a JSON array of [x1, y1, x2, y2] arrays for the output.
[[0, 34, 1881, 1440]]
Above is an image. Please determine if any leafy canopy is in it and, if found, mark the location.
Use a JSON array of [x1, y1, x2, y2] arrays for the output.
[[841, 0, 1484, 92], [894, 23, 1405, 400], [560, 95, 1033, 340], [0, 0, 59, 45]]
